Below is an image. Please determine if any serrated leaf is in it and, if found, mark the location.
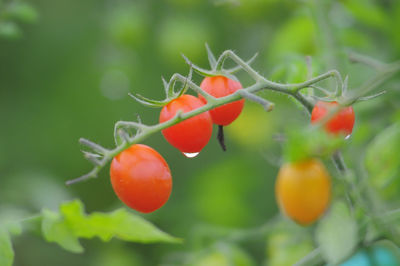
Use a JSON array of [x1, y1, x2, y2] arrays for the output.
[[41, 200, 180, 253], [60, 200, 181, 244], [41, 209, 84, 253], [0, 228, 14, 266], [316, 201, 358, 265], [365, 122, 400, 201]]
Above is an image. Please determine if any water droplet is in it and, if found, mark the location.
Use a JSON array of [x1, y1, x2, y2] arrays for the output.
[[344, 134, 351, 140], [182, 152, 199, 158]]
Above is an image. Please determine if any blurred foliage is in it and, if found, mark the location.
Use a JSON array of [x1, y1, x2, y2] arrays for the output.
[[1, 0, 400, 265], [283, 127, 346, 163], [266, 220, 314, 266], [0, 0, 37, 39], [365, 122, 400, 201], [338, 240, 400, 266], [316, 201, 358, 265]]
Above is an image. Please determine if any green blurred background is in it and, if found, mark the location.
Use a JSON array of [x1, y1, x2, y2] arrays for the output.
[[1, 0, 400, 265]]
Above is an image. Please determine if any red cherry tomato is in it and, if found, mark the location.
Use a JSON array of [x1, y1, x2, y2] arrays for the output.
[[159, 94, 213, 153], [199, 75, 245, 126], [311, 101, 355, 136], [110, 144, 172, 213]]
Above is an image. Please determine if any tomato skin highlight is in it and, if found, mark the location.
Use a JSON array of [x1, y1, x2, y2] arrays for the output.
[[110, 144, 172, 213], [199, 75, 245, 126], [275, 159, 331, 225], [160, 94, 213, 153], [311, 101, 355, 136]]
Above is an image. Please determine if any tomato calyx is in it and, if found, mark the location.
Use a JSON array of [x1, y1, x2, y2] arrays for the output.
[[181, 43, 257, 81], [129, 68, 193, 108]]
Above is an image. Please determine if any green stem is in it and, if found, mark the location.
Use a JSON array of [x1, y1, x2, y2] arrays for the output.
[[67, 69, 336, 185], [332, 151, 347, 175]]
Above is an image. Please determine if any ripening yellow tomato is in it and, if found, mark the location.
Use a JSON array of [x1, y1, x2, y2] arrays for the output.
[[275, 159, 331, 225]]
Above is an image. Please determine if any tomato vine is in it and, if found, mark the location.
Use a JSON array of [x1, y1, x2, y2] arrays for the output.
[[66, 46, 400, 265]]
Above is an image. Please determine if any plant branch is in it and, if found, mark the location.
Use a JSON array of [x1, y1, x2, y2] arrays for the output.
[[68, 50, 400, 185]]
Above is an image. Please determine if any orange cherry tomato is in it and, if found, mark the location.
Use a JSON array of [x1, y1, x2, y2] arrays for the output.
[[199, 75, 245, 126], [110, 144, 172, 213], [275, 159, 331, 225], [159, 94, 213, 154]]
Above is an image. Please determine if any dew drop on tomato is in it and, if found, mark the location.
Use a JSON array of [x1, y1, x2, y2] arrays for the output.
[[182, 152, 200, 158]]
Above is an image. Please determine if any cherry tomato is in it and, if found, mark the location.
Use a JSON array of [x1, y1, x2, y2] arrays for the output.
[[275, 159, 331, 225], [311, 101, 355, 137], [110, 144, 172, 213], [199, 75, 245, 126], [160, 94, 213, 154]]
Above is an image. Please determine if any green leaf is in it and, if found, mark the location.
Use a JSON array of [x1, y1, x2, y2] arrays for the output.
[[316, 201, 358, 265], [283, 127, 345, 163], [42, 209, 84, 253], [60, 200, 181, 243], [365, 122, 400, 201], [0, 228, 14, 266], [41, 200, 180, 253]]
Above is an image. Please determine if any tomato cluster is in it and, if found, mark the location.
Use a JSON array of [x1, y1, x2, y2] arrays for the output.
[[110, 75, 244, 213], [109, 72, 353, 225]]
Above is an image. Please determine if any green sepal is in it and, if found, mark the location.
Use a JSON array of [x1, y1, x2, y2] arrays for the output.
[[205, 43, 217, 70], [181, 53, 216, 77], [225, 52, 258, 74], [355, 90, 386, 102], [283, 127, 346, 163], [129, 93, 169, 108]]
